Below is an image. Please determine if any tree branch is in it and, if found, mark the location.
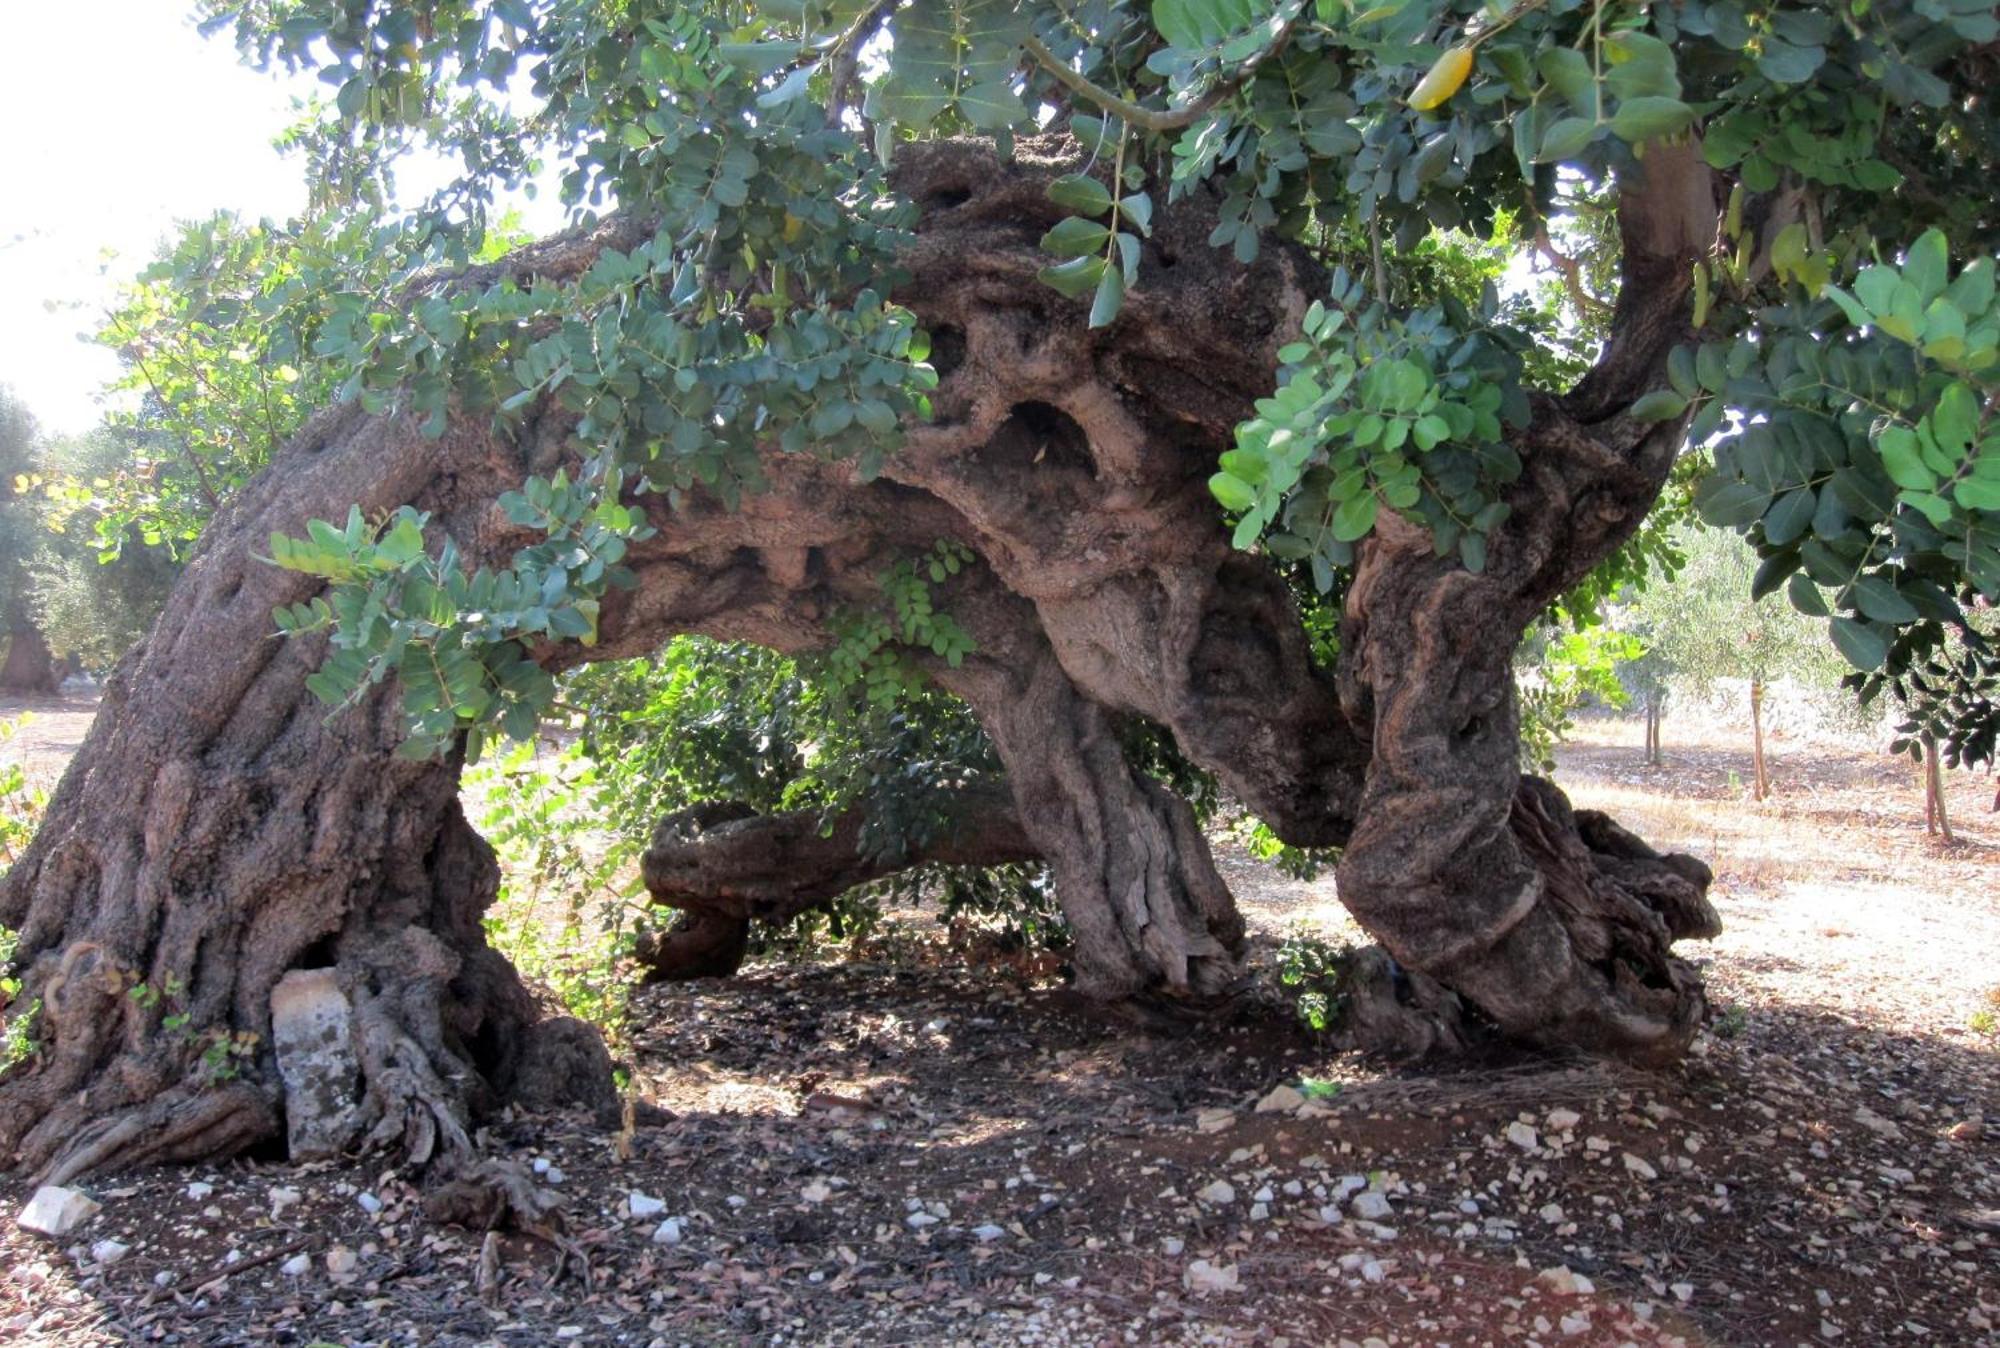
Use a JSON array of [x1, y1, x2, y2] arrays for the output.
[[1021, 11, 1300, 135]]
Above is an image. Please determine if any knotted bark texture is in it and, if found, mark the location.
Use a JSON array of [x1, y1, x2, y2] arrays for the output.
[[1, 134, 1722, 1177]]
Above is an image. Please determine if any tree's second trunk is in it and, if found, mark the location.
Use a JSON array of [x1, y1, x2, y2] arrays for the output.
[[1644, 691, 1663, 766], [1750, 678, 1770, 801]]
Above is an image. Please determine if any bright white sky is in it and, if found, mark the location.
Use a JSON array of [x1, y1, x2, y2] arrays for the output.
[[0, 3, 322, 434]]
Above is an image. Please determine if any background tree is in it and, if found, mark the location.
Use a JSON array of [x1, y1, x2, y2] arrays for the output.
[[25, 425, 186, 676], [2, 0, 1992, 1189], [1624, 522, 1851, 797], [0, 389, 58, 695]]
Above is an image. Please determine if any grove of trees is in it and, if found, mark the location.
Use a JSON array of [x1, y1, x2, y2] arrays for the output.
[[0, 0, 1996, 1196]]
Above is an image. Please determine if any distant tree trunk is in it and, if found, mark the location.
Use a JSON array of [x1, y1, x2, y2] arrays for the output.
[[1749, 677, 1770, 800], [1644, 687, 1665, 766], [1924, 738, 1955, 843], [0, 622, 59, 695]]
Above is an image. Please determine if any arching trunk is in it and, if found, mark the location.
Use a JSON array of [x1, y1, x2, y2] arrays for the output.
[[1, 135, 1724, 1175]]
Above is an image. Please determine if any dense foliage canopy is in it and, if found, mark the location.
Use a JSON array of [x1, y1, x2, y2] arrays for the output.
[[172, 0, 1997, 770]]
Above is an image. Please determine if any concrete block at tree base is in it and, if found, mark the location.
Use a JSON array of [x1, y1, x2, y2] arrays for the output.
[[16, 1185, 100, 1238], [270, 968, 363, 1161]]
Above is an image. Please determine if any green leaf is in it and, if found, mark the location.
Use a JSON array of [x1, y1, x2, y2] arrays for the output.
[[1037, 255, 1107, 298], [1829, 616, 1888, 671], [1610, 97, 1695, 144], [1604, 31, 1680, 99], [1755, 37, 1825, 84], [1878, 425, 1936, 490], [1629, 389, 1688, 422], [1047, 174, 1114, 217], [1850, 574, 1920, 624], [1040, 216, 1112, 258], [1905, 229, 1951, 304], [1764, 487, 1815, 546], [1209, 472, 1256, 512], [1535, 117, 1599, 164], [960, 78, 1028, 130], [1088, 265, 1126, 329], [1331, 490, 1379, 542], [1538, 47, 1594, 102], [1787, 572, 1829, 617]]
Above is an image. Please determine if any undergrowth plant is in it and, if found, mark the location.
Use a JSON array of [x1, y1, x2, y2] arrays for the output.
[[1276, 926, 1357, 1034], [0, 715, 46, 1074]]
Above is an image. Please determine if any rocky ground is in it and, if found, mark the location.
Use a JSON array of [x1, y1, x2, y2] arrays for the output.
[[1, 699, 1996, 1346]]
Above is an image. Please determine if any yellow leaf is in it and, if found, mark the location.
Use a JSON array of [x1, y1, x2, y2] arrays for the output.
[[1409, 47, 1474, 112]]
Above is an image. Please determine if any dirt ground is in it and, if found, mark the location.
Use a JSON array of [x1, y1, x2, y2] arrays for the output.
[[1, 696, 1996, 1346]]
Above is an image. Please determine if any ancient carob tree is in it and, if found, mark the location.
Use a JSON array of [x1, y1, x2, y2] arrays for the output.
[[3, 0, 1996, 1181]]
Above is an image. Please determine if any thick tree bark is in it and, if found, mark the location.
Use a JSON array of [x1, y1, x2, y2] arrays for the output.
[[1332, 140, 1721, 1060], [0, 134, 1724, 1174]]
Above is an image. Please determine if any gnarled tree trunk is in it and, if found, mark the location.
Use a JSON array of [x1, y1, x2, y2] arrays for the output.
[[1, 134, 1721, 1176]]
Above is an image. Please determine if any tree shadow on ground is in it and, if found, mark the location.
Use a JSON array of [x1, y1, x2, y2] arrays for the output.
[[6, 950, 1995, 1345]]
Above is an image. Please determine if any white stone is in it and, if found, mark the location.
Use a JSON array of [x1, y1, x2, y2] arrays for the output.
[[269, 1186, 302, 1217], [270, 969, 364, 1161], [1195, 1108, 1236, 1134], [1622, 1153, 1659, 1180], [801, 1180, 832, 1204], [1505, 1121, 1540, 1152], [1196, 1180, 1236, 1205], [1255, 1085, 1306, 1114], [972, 1224, 1007, 1242], [1546, 1108, 1582, 1131], [90, 1239, 129, 1265], [325, 1246, 359, 1280], [184, 1182, 213, 1201], [1161, 1236, 1185, 1255], [1183, 1259, 1240, 1294], [531, 1157, 551, 1174], [905, 1212, 940, 1229], [1537, 1265, 1595, 1296], [357, 1193, 383, 1215], [1349, 1191, 1393, 1221], [281, 1254, 311, 1277], [627, 1191, 667, 1219], [16, 1186, 100, 1239], [651, 1218, 683, 1245]]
